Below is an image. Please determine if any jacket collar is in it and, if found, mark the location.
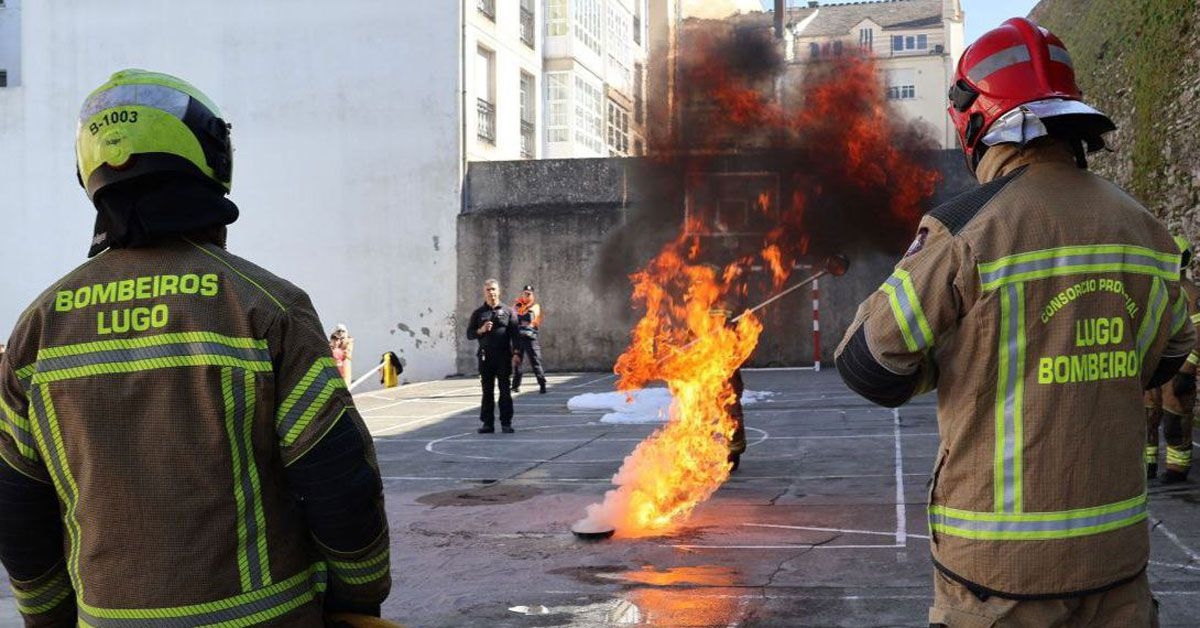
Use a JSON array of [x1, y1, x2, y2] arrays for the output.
[[975, 138, 1077, 184]]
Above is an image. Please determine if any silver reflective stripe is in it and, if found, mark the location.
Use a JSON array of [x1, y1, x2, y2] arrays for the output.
[[276, 366, 342, 438], [35, 342, 270, 375], [998, 284, 1023, 512], [1136, 278, 1168, 360], [226, 369, 267, 590], [979, 250, 1178, 288], [16, 570, 72, 612], [930, 500, 1147, 534], [884, 274, 931, 350], [1048, 45, 1073, 68], [0, 403, 37, 457], [80, 83, 190, 120], [77, 568, 324, 627], [967, 45, 1031, 83], [28, 386, 83, 593]]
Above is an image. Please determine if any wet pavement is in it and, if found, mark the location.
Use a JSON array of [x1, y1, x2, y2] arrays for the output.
[[1, 368, 1198, 626], [358, 369, 1200, 626]]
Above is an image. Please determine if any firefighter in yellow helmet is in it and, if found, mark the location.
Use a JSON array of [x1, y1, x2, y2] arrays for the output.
[[1145, 235, 1200, 482], [0, 70, 391, 625], [836, 18, 1192, 626]]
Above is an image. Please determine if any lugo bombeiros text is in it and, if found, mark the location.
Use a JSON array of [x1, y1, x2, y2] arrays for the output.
[[54, 274, 220, 334]]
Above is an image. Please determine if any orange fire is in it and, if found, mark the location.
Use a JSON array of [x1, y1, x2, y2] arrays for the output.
[[581, 226, 761, 537], [577, 33, 938, 537]]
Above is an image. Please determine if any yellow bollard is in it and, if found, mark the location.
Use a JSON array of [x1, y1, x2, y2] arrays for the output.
[[380, 351, 402, 388]]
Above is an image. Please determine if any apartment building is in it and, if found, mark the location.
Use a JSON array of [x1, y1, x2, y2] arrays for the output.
[[466, 0, 543, 161], [788, 0, 965, 149], [542, 0, 649, 158]]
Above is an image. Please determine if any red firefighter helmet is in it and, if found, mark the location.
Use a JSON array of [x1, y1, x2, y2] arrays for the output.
[[947, 17, 1114, 170]]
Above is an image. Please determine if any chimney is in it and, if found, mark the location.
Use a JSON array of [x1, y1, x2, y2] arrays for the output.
[[775, 0, 785, 39]]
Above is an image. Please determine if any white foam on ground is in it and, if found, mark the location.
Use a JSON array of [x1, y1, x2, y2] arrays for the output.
[[568, 387, 775, 424]]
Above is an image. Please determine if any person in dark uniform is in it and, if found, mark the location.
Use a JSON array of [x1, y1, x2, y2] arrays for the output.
[[512, 284, 547, 394], [467, 279, 519, 433], [709, 304, 748, 472]]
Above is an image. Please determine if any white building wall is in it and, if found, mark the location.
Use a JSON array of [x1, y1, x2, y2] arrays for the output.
[[879, 54, 955, 148], [465, 0, 542, 161], [0, 0, 464, 382]]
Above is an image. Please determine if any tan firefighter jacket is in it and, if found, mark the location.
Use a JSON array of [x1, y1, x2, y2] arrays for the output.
[[835, 139, 1195, 597], [0, 237, 389, 625]]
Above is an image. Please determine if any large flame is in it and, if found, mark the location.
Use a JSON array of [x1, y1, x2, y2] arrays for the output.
[[580, 27, 939, 537], [584, 225, 762, 537]]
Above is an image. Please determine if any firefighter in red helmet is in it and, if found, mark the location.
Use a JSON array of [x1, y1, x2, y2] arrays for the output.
[[837, 18, 1189, 626]]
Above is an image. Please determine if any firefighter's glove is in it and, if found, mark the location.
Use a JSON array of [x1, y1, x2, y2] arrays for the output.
[[1172, 372, 1197, 397]]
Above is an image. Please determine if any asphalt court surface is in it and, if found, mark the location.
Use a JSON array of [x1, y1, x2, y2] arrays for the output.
[[355, 369, 1200, 626], [1, 369, 1198, 626]]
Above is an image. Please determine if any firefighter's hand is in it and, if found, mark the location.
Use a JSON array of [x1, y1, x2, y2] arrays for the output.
[[478, 321, 493, 335], [1172, 372, 1196, 397]]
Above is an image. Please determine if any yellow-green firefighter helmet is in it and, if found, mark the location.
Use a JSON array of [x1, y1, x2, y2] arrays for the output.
[[1175, 234, 1193, 268], [76, 69, 232, 200]]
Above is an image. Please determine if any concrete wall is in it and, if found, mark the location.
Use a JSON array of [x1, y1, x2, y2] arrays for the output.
[[0, 1, 462, 382], [457, 150, 977, 374], [457, 158, 629, 374]]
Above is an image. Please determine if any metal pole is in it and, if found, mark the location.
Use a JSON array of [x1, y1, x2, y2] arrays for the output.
[[349, 361, 385, 392], [729, 268, 828, 324]]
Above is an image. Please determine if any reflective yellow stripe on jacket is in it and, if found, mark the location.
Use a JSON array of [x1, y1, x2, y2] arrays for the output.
[[925, 245, 1177, 540], [19, 332, 325, 623]]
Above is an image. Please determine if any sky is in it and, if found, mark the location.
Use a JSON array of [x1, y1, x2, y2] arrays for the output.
[[756, 0, 1043, 46]]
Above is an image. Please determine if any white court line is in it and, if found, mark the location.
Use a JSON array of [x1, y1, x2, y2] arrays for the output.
[[743, 523, 929, 540], [1150, 560, 1200, 573], [562, 373, 617, 389], [380, 473, 930, 481], [1151, 517, 1200, 563], [373, 406, 476, 437], [541, 590, 932, 601], [893, 407, 906, 547], [738, 432, 938, 440], [671, 543, 905, 550], [395, 433, 937, 444], [371, 398, 479, 406], [741, 367, 821, 372]]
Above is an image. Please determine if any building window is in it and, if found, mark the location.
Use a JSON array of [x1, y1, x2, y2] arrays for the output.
[[520, 71, 536, 158], [477, 0, 495, 21], [859, 28, 873, 50], [0, 70, 6, 88], [547, 0, 568, 37], [886, 69, 916, 100], [607, 100, 629, 156], [545, 72, 570, 143], [633, 62, 644, 125], [606, 3, 632, 92], [917, 34, 928, 49], [520, 0, 535, 47], [476, 47, 495, 144], [892, 35, 902, 51], [575, 0, 602, 56], [810, 42, 819, 58], [833, 41, 843, 56], [574, 74, 604, 153], [633, 0, 644, 46]]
